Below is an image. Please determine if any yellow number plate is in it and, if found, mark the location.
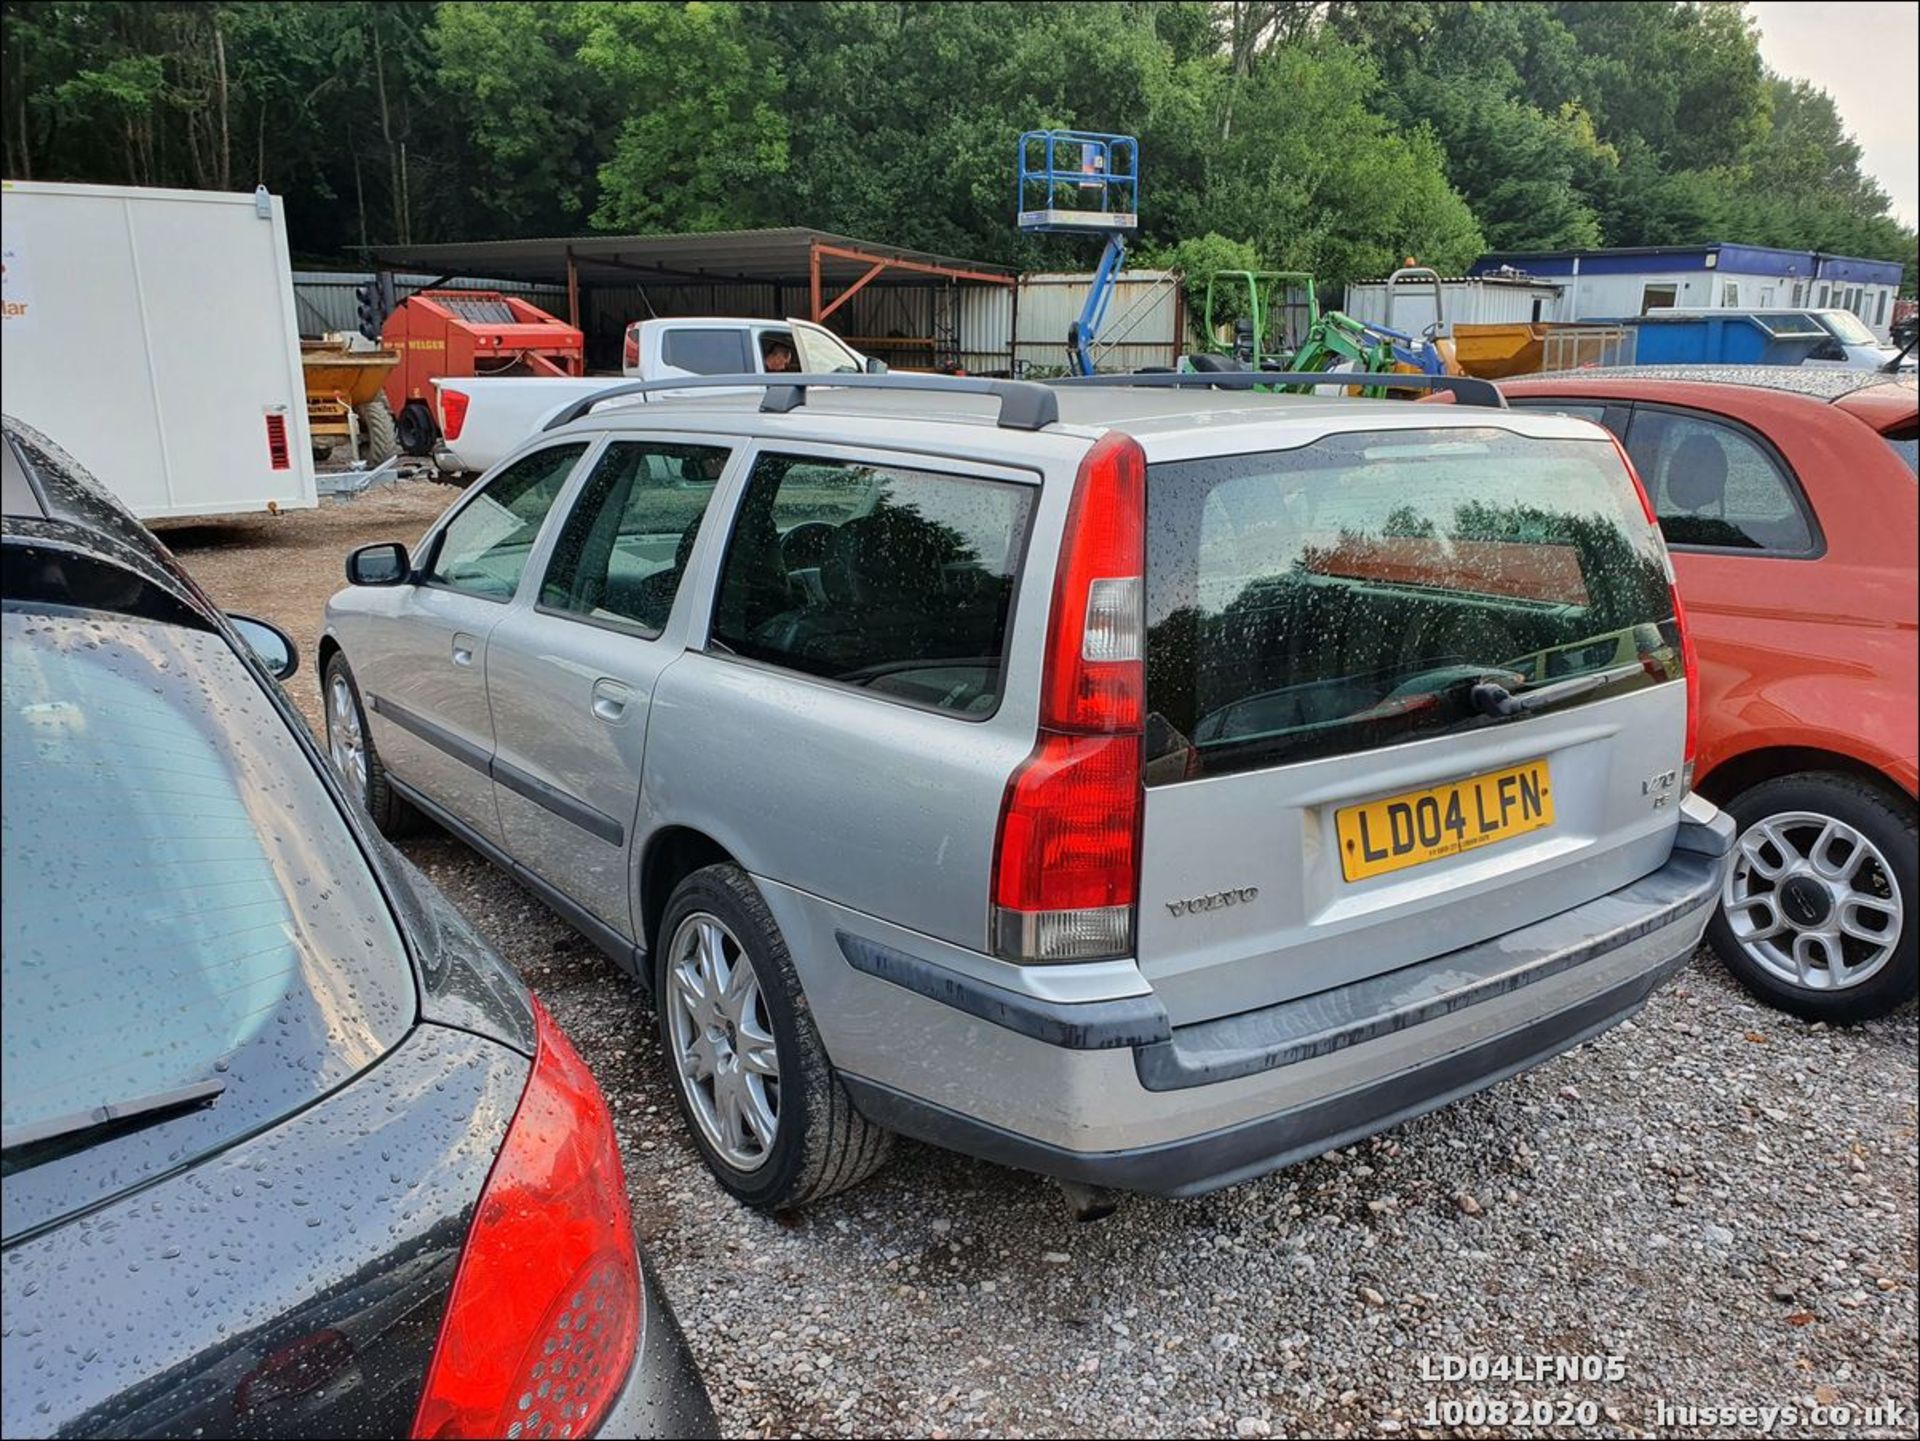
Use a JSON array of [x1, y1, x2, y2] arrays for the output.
[[1335, 760, 1554, 882]]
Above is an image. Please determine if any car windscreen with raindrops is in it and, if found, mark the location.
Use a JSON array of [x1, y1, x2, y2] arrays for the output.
[[1143, 428, 1681, 784]]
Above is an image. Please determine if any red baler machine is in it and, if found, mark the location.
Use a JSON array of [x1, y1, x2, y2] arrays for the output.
[[381, 290, 584, 450]]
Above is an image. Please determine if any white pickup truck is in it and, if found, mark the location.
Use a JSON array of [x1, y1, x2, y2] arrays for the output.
[[428, 316, 876, 476]]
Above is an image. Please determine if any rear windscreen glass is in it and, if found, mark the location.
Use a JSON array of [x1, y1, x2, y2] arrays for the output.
[[2, 610, 414, 1224], [1145, 428, 1680, 784]]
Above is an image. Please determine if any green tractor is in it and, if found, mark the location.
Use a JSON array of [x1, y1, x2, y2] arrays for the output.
[[1188, 270, 1320, 370], [1183, 265, 1458, 398]]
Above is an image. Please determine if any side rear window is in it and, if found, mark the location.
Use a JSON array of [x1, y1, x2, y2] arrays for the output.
[[540, 441, 732, 634], [708, 452, 1034, 716], [1145, 428, 1680, 783], [428, 443, 587, 600], [1623, 409, 1815, 553], [661, 328, 753, 375]]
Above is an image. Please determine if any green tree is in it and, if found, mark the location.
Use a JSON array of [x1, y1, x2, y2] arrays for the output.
[[574, 1, 788, 232], [430, 1, 615, 230]]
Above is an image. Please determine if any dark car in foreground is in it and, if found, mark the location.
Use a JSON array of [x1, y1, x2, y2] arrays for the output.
[[0, 418, 716, 1439]]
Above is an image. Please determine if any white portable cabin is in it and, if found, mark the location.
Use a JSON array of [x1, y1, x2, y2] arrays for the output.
[[1, 180, 316, 519], [1341, 273, 1564, 334], [1467, 244, 1905, 341]]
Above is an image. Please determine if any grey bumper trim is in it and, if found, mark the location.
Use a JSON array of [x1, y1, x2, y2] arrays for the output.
[[1136, 831, 1728, 1093], [836, 931, 1170, 1049], [841, 943, 1692, 1199]]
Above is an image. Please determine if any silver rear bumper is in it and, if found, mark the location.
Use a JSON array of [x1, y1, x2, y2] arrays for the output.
[[771, 798, 1734, 1197]]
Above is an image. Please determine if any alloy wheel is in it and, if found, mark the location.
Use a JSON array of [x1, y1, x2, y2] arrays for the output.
[[1723, 809, 1903, 992], [665, 912, 781, 1171], [327, 673, 368, 798]]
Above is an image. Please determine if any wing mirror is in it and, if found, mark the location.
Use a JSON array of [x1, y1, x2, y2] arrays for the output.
[[346, 541, 409, 586], [864, 357, 889, 375], [229, 613, 300, 681]]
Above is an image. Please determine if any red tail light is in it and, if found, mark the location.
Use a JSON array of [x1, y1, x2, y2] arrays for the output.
[[622, 325, 641, 371], [993, 432, 1146, 963], [1608, 434, 1697, 794], [264, 413, 291, 472], [440, 389, 470, 443], [412, 1000, 640, 1440]]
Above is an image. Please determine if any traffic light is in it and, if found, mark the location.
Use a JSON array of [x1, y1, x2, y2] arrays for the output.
[[355, 280, 384, 341]]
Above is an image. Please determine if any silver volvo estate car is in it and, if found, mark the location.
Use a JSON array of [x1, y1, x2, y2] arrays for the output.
[[320, 372, 1734, 1212]]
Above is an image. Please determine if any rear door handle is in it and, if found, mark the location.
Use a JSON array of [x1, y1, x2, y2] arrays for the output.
[[451, 632, 477, 667], [591, 678, 634, 723]]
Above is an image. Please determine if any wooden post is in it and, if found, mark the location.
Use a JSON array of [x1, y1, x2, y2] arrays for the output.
[[565, 246, 580, 332], [810, 240, 823, 323]]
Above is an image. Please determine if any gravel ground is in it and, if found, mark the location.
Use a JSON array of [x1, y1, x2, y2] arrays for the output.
[[168, 485, 1918, 1440]]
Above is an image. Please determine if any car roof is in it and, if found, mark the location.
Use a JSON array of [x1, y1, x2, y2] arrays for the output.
[[2, 416, 218, 625], [1514, 365, 1918, 403], [557, 382, 1606, 464]]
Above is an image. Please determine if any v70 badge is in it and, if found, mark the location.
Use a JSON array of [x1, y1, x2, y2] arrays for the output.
[[1641, 768, 1679, 809]]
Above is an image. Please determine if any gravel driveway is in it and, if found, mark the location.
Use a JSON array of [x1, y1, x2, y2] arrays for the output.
[[166, 485, 1918, 1440]]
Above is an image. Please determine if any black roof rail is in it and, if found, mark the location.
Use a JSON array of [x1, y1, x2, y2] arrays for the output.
[[1048, 370, 1508, 409], [540, 372, 1061, 433]]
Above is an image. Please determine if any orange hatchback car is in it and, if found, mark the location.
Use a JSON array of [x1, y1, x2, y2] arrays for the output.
[[1500, 367, 1916, 1020]]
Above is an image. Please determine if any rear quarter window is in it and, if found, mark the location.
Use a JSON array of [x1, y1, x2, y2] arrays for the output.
[[661, 328, 754, 375], [1144, 427, 1680, 783]]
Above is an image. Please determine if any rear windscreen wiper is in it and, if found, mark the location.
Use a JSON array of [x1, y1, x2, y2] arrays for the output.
[[1, 1077, 227, 1155], [1470, 661, 1646, 719]]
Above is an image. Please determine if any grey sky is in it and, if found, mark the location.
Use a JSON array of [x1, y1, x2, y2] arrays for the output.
[[1748, 1, 1918, 229]]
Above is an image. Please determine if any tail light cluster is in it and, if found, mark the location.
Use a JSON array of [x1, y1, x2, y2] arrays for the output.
[[412, 999, 641, 1440], [993, 431, 1147, 963], [1608, 434, 1698, 795], [439, 389, 471, 443]]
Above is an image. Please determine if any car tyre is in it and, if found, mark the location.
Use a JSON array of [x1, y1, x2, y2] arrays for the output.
[[356, 394, 398, 464], [322, 653, 421, 838], [395, 399, 437, 458], [655, 863, 891, 1208], [1707, 772, 1916, 1023]]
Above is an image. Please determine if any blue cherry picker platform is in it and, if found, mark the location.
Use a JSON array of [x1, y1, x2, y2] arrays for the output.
[[1017, 130, 1139, 376]]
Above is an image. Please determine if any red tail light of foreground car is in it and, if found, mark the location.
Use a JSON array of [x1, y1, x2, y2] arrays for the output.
[[413, 998, 641, 1440]]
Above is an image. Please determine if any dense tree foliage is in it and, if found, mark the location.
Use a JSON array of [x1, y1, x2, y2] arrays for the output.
[[2, 0, 1911, 291]]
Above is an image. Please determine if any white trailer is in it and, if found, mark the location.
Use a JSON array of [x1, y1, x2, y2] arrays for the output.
[[1, 180, 316, 519]]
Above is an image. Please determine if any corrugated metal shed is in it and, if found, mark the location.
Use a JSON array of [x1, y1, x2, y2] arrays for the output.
[[292, 270, 567, 339], [299, 255, 1183, 375], [962, 270, 1181, 375], [1343, 275, 1562, 331], [354, 226, 1013, 370], [364, 226, 1011, 288]]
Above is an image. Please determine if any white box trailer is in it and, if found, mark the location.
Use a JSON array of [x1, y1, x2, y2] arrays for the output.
[[1, 180, 316, 519]]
